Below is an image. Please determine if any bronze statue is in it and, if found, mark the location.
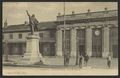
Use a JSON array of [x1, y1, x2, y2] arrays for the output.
[[26, 10, 39, 35]]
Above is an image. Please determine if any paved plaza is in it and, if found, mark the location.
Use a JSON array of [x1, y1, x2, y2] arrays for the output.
[[3, 66, 118, 76], [3, 56, 118, 68], [44, 57, 118, 69], [3, 56, 118, 75]]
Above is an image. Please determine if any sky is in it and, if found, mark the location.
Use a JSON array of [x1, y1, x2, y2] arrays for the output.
[[3, 2, 117, 26]]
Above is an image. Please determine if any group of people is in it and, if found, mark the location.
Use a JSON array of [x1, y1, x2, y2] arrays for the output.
[[63, 52, 89, 68], [78, 53, 89, 68], [63, 52, 112, 69]]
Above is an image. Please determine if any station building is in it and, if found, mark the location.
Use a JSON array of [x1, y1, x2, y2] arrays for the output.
[[2, 8, 118, 58]]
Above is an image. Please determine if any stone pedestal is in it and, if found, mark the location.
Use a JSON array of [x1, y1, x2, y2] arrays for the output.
[[17, 34, 43, 65]]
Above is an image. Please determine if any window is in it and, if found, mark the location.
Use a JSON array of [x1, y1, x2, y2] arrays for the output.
[[50, 31, 55, 38], [19, 34, 22, 39], [77, 29, 86, 56], [9, 34, 13, 39], [62, 30, 71, 54], [39, 33, 43, 39]]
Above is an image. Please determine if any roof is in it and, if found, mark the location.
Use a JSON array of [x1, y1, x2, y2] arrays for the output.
[[3, 10, 117, 33], [57, 10, 117, 21], [3, 21, 58, 32]]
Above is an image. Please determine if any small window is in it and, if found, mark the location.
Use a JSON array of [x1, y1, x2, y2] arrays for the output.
[[19, 34, 22, 39], [50, 31, 55, 38], [9, 34, 13, 39]]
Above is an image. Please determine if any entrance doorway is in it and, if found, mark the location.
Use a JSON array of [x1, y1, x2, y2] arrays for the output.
[[92, 28, 102, 57], [62, 30, 71, 56], [109, 27, 118, 58], [77, 29, 86, 56], [112, 45, 118, 58]]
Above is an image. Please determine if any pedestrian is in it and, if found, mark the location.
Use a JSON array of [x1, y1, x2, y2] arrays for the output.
[[84, 53, 89, 67], [78, 54, 83, 68], [64, 53, 66, 66], [66, 52, 70, 66], [107, 54, 112, 68], [64, 52, 68, 66]]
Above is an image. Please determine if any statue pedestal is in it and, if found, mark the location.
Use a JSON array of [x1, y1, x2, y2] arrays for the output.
[[17, 34, 43, 65]]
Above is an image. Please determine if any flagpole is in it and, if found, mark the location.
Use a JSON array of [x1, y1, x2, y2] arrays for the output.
[[63, 1, 66, 66], [63, 1, 66, 26]]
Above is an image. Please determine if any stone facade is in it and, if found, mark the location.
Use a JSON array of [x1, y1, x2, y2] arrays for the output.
[[56, 10, 118, 58], [3, 10, 118, 58]]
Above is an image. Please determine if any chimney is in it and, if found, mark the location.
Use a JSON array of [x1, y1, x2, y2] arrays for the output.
[[58, 12, 61, 16], [87, 9, 91, 16], [104, 7, 108, 14], [105, 7, 108, 11], [72, 11, 75, 15], [24, 21, 28, 25], [87, 9, 90, 13], [4, 19, 7, 28]]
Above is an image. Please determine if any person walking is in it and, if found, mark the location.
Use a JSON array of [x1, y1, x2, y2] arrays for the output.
[[64, 52, 67, 66], [107, 54, 112, 68], [64, 52, 69, 66], [78, 54, 83, 68], [66, 52, 70, 66], [84, 53, 89, 67]]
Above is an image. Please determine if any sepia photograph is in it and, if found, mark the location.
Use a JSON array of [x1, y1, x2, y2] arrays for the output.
[[2, 2, 118, 76]]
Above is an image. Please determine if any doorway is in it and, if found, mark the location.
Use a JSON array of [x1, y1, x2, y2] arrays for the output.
[[92, 28, 102, 57]]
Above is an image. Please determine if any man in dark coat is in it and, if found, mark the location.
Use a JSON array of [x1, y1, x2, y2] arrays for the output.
[[78, 54, 83, 68], [31, 14, 39, 31], [66, 52, 70, 66], [64, 52, 70, 66], [107, 54, 112, 68], [84, 53, 89, 67]]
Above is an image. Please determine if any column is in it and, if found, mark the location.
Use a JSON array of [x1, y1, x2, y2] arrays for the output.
[[102, 27, 109, 58], [56, 28, 63, 56], [86, 27, 92, 57], [71, 28, 77, 57]]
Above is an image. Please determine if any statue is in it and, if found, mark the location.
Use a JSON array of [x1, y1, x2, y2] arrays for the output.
[[17, 11, 43, 65], [26, 10, 39, 35]]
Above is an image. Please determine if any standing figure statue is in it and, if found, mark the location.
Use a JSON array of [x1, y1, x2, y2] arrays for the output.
[[26, 10, 39, 35]]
